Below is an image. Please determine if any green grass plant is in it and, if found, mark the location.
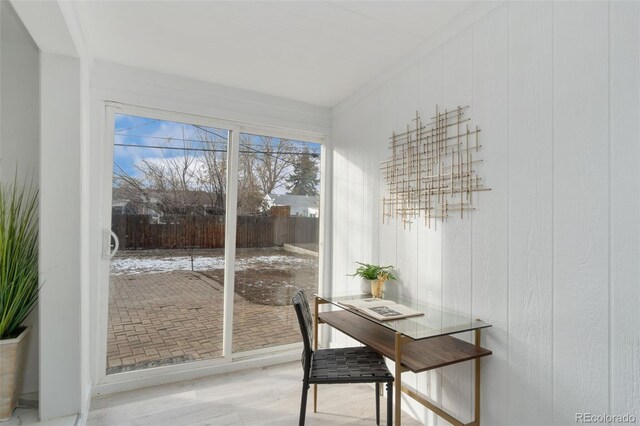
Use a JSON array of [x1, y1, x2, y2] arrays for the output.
[[0, 177, 38, 339]]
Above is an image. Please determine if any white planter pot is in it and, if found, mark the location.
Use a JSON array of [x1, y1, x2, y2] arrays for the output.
[[361, 279, 376, 295], [0, 326, 31, 421]]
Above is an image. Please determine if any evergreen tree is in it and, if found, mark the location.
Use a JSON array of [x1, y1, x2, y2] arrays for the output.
[[286, 147, 319, 196]]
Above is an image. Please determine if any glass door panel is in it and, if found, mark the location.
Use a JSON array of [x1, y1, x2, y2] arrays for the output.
[[107, 113, 229, 374], [231, 132, 321, 353]]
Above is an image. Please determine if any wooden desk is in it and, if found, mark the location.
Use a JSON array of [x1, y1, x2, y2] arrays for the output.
[[314, 296, 492, 426]]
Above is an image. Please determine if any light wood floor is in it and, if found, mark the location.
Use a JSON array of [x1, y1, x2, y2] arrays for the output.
[[87, 362, 422, 425]]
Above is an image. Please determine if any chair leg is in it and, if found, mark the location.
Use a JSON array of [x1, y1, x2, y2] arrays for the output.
[[386, 381, 393, 426], [299, 381, 309, 426], [375, 383, 380, 425]]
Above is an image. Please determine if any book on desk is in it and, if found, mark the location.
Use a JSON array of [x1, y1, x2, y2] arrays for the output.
[[337, 298, 424, 321]]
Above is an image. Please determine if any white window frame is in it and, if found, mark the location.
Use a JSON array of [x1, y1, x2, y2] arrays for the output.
[[93, 102, 327, 394]]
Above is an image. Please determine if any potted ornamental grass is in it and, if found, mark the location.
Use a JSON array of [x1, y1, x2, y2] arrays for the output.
[[349, 262, 396, 298], [0, 178, 38, 421]]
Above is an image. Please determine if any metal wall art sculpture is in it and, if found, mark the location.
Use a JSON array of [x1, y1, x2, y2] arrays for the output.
[[381, 105, 490, 228]]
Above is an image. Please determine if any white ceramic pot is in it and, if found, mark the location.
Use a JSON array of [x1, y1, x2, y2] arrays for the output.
[[360, 278, 373, 295]]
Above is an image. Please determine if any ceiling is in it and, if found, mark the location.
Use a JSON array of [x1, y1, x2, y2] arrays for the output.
[[74, 1, 476, 107]]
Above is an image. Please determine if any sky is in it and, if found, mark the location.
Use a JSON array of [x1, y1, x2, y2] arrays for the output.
[[113, 114, 321, 193], [114, 114, 228, 178]]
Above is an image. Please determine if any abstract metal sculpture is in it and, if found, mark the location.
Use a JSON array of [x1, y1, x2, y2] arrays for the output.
[[381, 105, 490, 228]]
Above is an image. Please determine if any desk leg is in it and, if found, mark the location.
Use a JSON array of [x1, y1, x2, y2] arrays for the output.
[[313, 297, 319, 413], [394, 332, 402, 426], [474, 328, 482, 426]]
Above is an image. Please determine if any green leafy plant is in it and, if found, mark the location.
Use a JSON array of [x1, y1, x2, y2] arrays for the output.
[[349, 262, 396, 281], [0, 178, 38, 340]]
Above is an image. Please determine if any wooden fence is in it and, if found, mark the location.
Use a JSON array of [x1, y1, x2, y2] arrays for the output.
[[112, 214, 319, 250]]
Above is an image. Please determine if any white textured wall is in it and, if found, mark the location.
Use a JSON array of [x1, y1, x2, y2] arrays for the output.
[[331, 2, 639, 425], [0, 0, 40, 394]]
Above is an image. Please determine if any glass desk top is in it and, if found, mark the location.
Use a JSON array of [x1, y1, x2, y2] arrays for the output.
[[318, 293, 491, 341]]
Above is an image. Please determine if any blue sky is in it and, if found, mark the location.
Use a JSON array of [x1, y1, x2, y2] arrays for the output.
[[113, 114, 321, 189], [114, 114, 228, 178]]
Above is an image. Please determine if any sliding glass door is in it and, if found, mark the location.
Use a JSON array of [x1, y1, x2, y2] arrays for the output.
[[231, 132, 321, 354], [102, 105, 323, 377], [107, 112, 229, 374]]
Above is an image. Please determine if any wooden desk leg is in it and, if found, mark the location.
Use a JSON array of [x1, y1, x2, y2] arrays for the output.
[[474, 328, 482, 426], [394, 332, 402, 426], [313, 297, 319, 413]]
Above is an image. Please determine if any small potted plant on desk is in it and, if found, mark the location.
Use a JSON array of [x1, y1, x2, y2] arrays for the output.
[[349, 262, 396, 298], [0, 179, 38, 421]]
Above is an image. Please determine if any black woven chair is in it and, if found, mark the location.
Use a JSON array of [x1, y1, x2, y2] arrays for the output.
[[292, 289, 393, 426]]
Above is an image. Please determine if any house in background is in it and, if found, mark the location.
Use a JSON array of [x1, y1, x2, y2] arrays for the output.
[[111, 187, 226, 222], [263, 193, 319, 217], [0, 0, 638, 425]]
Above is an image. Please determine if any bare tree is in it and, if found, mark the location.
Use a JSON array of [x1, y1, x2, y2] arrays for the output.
[[236, 152, 264, 214], [195, 127, 227, 214], [113, 127, 306, 217], [241, 134, 296, 197], [114, 127, 228, 216]]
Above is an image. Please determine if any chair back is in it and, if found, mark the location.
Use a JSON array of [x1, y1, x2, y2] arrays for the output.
[[292, 289, 314, 371]]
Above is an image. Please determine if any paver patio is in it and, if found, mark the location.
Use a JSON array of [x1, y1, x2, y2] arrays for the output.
[[107, 270, 303, 374]]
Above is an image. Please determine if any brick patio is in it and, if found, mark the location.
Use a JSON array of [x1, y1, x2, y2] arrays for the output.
[[107, 271, 302, 374]]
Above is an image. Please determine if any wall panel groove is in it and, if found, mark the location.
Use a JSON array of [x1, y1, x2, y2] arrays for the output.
[[610, 0, 640, 417], [441, 27, 474, 424], [552, 3, 610, 423], [472, 5, 509, 425], [507, 2, 554, 425]]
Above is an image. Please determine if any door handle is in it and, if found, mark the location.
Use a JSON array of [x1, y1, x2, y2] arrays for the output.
[[103, 229, 120, 260]]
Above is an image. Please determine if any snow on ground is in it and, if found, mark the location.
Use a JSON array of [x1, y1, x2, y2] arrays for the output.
[[110, 254, 315, 275]]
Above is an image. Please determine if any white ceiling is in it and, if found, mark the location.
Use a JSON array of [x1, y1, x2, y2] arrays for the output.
[[74, 1, 476, 107]]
